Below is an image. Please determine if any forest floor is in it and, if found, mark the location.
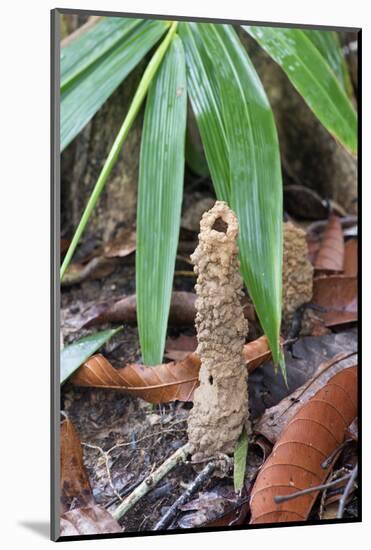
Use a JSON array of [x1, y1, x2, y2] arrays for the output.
[[60, 179, 358, 532]]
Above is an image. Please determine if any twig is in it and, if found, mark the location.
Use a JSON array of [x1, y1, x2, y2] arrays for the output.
[[82, 442, 123, 502], [104, 476, 146, 509], [337, 464, 358, 519], [274, 472, 352, 504], [174, 270, 197, 278], [154, 462, 215, 531], [112, 443, 191, 521], [185, 456, 219, 465], [105, 428, 186, 455], [319, 467, 349, 518], [82, 427, 187, 507]]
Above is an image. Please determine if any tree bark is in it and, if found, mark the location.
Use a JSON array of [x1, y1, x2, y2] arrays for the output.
[[61, 57, 144, 254]]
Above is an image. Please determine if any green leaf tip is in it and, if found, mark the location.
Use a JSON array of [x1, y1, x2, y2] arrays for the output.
[[60, 326, 123, 385], [242, 25, 357, 156]]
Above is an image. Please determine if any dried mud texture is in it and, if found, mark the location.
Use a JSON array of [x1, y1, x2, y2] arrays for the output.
[[187, 201, 249, 470], [282, 222, 313, 324]]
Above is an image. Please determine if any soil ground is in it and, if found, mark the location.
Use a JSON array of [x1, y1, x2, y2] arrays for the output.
[[61, 252, 358, 530]]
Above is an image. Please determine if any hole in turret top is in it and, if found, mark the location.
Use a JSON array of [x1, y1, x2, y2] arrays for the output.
[[212, 217, 228, 233]]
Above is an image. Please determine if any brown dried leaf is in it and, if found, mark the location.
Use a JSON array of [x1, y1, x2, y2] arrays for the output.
[[343, 239, 358, 276], [84, 291, 196, 328], [314, 214, 344, 272], [250, 365, 357, 524], [71, 353, 200, 404], [254, 353, 357, 443], [242, 335, 275, 370], [306, 233, 321, 265], [70, 336, 273, 404], [165, 333, 273, 364], [312, 276, 357, 326], [60, 505, 121, 536], [60, 418, 94, 514], [103, 228, 136, 258]]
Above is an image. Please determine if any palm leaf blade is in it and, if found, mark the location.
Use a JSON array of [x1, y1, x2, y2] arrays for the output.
[[61, 17, 142, 88], [61, 18, 169, 151], [178, 23, 230, 202], [243, 26, 357, 155], [136, 34, 187, 365], [197, 23, 283, 371], [304, 29, 353, 97]]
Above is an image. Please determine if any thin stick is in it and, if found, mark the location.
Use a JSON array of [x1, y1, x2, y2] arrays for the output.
[[337, 464, 358, 519], [274, 473, 352, 504], [82, 442, 123, 502], [112, 443, 190, 521], [104, 476, 146, 509], [174, 270, 197, 278], [154, 462, 215, 530]]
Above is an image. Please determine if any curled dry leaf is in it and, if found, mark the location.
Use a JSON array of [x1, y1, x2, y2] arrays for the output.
[[312, 276, 357, 326], [60, 417, 94, 514], [343, 239, 358, 277], [250, 366, 357, 524], [314, 214, 344, 272], [242, 335, 276, 370], [306, 233, 321, 265], [84, 291, 196, 328], [70, 336, 272, 404], [60, 505, 121, 536], [71, 353, 200, 404], [84, 292, 260, 331]]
